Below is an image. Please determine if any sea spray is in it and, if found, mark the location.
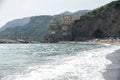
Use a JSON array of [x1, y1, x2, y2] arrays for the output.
[[0, 44, 120, 80]]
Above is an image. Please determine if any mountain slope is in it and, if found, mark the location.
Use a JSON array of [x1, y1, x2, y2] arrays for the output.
[[0, 16, 53, 41], [58, 10, 89, 16], [53, 10, 90, 25], [72, 0, 120, 41], [0, 17, 30, 32], [72, 10, 90, 16], [59, 11, 72, 15], [0, 10, 89, 41]]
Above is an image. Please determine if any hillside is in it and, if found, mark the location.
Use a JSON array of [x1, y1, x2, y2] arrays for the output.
[[53, 10, 90, 25], [72, 0, 120, 41], [0, 17, 30, 32], [0, 16, 53, 41], [59, 10, 89, 16], [0, 10, 88, 41], [72, 10, 90, 16]]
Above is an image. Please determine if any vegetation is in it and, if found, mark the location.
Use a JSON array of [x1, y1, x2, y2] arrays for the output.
[[72, 0, 120, 41], [0, 10, 89, 41], [77, 0, 120, 21], [0, 16, 53, 41]]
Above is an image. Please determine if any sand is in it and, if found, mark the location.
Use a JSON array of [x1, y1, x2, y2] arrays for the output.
[[103, 49, 120, 80]]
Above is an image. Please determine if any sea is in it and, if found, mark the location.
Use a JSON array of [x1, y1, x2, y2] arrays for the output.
[[0, 43, 120, 80]]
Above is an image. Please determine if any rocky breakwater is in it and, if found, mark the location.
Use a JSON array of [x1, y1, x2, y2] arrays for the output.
[[0, 39, 40, 43]]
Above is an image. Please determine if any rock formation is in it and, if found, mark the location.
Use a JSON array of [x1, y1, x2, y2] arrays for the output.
[[72, 0, 120, 41]]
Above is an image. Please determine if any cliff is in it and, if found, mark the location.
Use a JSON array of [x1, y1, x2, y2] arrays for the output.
[[0, 10, 88, 41], [72, 0, 120, 41]]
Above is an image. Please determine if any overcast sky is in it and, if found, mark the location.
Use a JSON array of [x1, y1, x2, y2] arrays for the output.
[[0, 0, 115, 27]]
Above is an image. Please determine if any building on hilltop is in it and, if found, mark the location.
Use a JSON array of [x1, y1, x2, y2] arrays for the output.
[[49, 18, 61, 35], [44, 15, 81, 42], [62, 16, 80, 25], [61, 16, 80, 39]]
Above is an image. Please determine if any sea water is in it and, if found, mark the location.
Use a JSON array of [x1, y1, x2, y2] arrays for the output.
[[0, 43, 119, 80]]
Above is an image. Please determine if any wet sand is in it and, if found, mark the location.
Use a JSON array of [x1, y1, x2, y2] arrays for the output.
[[103, 49, 120, 80]]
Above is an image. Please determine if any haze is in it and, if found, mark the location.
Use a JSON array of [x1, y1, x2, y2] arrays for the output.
[[0, 0, 114, 27]]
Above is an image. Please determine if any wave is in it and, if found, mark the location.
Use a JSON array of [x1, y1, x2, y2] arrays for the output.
[[1, 45, 120, 80]]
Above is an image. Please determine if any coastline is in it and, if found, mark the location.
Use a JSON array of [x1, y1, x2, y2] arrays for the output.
[[0, 40, 120, 80], [57, 39, 120, 46], [0, 39, 41, 44], [58, 40, 120, 80], [0, 38, 120, 44], [103, 49, 120, 80]]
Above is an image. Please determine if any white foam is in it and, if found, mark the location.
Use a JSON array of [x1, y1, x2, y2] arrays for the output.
[[2, 45, 120, 80], [103, 43, 111, 46]]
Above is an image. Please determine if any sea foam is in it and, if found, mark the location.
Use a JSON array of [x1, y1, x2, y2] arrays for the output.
[[2, 45, 120, 80]]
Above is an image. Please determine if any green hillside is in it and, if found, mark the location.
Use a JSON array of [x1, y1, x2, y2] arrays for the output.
[[77, 0, 120, 21], [0, 10, 89, 41], [0, 16, 53, 41], [72, 0, 120, 41]]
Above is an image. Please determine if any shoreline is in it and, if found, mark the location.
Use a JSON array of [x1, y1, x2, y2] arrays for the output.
[[58, 40, 120, 80], [51, 41, 119, 45], [0, 40, 120, 79], [103, 49, 120, 80], [0, 38, 120, 44], [0, 39, 41, 44]]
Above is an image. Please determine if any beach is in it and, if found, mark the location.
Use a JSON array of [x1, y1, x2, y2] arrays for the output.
[[103, 49, 120, 80]]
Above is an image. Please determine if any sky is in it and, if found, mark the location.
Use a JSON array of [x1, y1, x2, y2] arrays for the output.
[[0, 0, 115, 28]]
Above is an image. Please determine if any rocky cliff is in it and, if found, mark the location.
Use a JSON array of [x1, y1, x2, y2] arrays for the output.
[[0, 10, 88, 41], [72, 0, 120, 41]]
